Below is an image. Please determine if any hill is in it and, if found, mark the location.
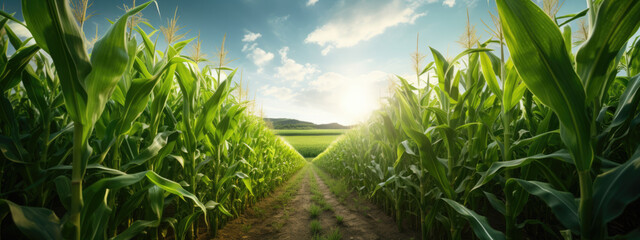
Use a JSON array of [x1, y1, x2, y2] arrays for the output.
[[264, 118, 350, 130]]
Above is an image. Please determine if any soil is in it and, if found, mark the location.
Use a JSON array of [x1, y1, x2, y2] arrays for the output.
[[210, 165, 419, 240]]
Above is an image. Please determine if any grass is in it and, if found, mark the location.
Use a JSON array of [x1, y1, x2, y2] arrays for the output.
[[335, 215, 344, 225], [271, 221, 284, 232], [279, 135, 342, 158], [310, 204, 321, 219], [275, 129, 348, 136], [313, 228, 342, 240], [325, 228, 342, 240], [310, 220, 322, 235], [314, 165, 350, 203], [241, 224, 252, 233]]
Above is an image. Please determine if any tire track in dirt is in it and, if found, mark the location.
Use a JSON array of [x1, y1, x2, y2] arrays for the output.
[[212, 167, 311, 240], [311, 167, 418, 240], [275, 171, 313, 240], [213, 165, 417, 240]]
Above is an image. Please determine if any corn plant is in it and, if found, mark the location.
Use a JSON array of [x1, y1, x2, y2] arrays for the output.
[[315, 1, 640, 240], [0, 1, 305, 239]]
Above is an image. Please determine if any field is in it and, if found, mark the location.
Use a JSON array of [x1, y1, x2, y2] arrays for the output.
[[275, 129, 348, 136], [276, 130, 345, 157], [2, 0, 640, 240]]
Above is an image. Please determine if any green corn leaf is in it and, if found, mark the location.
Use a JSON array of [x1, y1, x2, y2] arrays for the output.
[[473, 150, 571, 191], [512, 179, 580, 232], [121, 131, 181, 171], [591, 147, 640, 227], [235, 172, 254, 196], [502, 61, 518, 110], [431, 47, 453, 94], [175, 63, 198, 101], [83, 193, 111, 240], [562, 26, 572, 59], [4, 18, 25, 51], [497, 0, 593, 171], [21, 68, 50, 120], [83, 1, 153, 126], [53, 176, 71, 211], [483, 191, 506, 215], [446, 48, 493, 77], [22, 0, 91, 123], [557, 8, 588, 27], [600, 74, 640, 140], [194, 71, 234, 140], [576, 0, 640, 103], [82, 170, 206, 227], [398, 95, 453, 199], [0, 11, 25, 27], [117, 73, 166, 135], [175, 212, 201, 240], [629, 38, 640, 76], [135, 26, 156, 57], [480, 52, 503, 100], [0, 200, 63, 240], [0, 44, 40, 92], [442, 198, 506, 240], [145, 171, 207, 215], [113, 220, 160, 240]]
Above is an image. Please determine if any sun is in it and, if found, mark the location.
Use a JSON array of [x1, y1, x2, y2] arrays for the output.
[[340, 86, 378, 124]]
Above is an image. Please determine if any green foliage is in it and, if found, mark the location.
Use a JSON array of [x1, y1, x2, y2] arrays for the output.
[[315, 1, 640, 240], [275, 129, 348, 136], [310, 220, 322, 235], [0, 1, 305, 239], [310, 204, 321, 219], [280, 134, 342, 158]]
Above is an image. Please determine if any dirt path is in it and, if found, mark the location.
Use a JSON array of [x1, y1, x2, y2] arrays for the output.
[[311, 170, 418, 240], [212, 165, 418, 240]]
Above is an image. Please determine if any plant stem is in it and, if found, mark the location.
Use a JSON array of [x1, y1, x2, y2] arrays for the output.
[[578, 169, 594, 240], [71, 122, 84, 240]]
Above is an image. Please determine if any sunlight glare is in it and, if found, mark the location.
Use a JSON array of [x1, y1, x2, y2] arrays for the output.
[[340, 86, 378, 124]]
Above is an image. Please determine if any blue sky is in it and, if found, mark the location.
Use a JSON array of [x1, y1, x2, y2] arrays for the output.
[[6, 0, 589, 125]]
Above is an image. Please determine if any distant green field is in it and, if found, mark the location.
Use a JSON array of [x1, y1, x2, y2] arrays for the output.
[[277, 130, 345, 158], [275, 129, 348, 136]]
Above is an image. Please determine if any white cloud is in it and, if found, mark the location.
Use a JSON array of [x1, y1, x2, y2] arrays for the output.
[[269, 15, 290, 25], [305, 0, 426, 55], [7, 22, 32, 39], [320, 46, 333, 56], [242, 42, 258, 52], [309, 72, 347, 92], [276, 47, 319, 82], [443, 0, 455, 7], [259, 85, 296, 100], [242, 31, 262, 42], [307, 0, 319, 6], [292, 70, 391, 124], [240, 33, 273, 72], [247, 47, 274, 73]]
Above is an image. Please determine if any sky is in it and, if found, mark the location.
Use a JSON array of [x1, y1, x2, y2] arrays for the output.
[[5, 0, 590, 125]]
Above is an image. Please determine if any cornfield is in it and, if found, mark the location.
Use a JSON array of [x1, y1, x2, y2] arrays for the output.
[[0, 0, 305, 239], [2, 0, 640, 239], [315, 0, 640, 239]]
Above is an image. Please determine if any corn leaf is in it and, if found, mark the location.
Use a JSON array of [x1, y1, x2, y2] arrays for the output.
[[442, 198, 506, 240], [592, 147, 640, 226], [473, 150, 571, 191], [496, 0, 593, 171], [0, 200, 63, 240], [512, 179, 580, 232], [480, 52, 502, 100], [22, 0, 91, 123], [84, 1, 153, 126], [576, 0, 640, 102]]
